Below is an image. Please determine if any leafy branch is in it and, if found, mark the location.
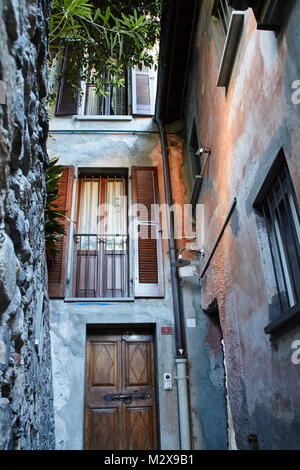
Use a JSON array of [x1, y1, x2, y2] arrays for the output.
[[49, 0, 161, 97]]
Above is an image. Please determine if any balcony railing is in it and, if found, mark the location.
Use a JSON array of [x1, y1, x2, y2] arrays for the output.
[[73, 233, 129, 298], [84, 83, 127, 116]]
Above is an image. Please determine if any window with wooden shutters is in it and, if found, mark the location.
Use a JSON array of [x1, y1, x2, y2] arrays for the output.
[[55, 44, 79, 116], [132, 167, 164, 297], [72, 172, 129, 298], [48, 166, 74, 298], [132, 65, 156, 115]]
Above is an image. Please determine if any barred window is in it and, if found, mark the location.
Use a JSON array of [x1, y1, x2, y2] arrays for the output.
[[255, 152, 300, 332]]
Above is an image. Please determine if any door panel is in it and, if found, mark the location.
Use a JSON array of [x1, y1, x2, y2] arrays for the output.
[[84, 330, 157, 450], [125, 340, 151, 386], [124, 407, 156, 450], [85, 408, 120, 450], [90, 341, 119, 387]]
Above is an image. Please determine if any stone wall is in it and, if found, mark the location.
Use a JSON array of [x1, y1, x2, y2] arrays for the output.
[[0, 0, 55, 449]]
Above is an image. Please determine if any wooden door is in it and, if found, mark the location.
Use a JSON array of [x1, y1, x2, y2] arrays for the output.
[[84, 330, 157, 450]]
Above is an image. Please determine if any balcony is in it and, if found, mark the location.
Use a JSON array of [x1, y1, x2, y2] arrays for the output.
[[73, 233, 129, 298]]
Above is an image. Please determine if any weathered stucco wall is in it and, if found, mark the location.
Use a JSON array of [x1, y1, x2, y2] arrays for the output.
[[165, 130, 229, 449], [47, 112, 232, 449], [0, 0, 55, 450], [47, 118, 184, 450], [183, 0, 300, 449]]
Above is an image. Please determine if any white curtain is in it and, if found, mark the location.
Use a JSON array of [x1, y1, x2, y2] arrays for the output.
[[78, 177, 127, 250], [105, 178, 127, 250]]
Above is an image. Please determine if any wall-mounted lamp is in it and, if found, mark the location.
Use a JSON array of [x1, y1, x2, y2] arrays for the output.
[[172, 248, 205, 268], [195, 146, 211, 157]]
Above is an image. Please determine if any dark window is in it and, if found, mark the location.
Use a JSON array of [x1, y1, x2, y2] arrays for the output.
[[228, 1, 287, 33], [254, 152, 300, 332], [249, 0, 284, 32], [212, 0, 233, 37], [212, 1, 244, 88], [55, 44, 79, 116]]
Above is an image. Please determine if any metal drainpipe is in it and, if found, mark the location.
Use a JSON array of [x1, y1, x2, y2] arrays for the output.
[[155, 116, 191, 450]]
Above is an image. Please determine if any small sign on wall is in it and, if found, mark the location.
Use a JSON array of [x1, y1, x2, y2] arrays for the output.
[[161, 327, 173, 335]]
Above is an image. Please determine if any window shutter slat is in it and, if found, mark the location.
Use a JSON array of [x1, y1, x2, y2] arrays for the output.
[[132, 167, 164, 297], [132, 66, 155, 115], [55, 44, 79, 116], [48, 166, 74, 297]]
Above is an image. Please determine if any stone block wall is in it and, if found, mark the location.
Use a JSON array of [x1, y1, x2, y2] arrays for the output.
[[0, 0, 55, 449]]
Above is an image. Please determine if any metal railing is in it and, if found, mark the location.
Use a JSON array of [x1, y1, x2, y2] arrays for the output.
[[73, 233, 129, 298], [84, 83, 127, 116]]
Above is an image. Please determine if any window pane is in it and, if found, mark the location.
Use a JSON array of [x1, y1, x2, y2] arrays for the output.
[[275, 197, 300, 305]]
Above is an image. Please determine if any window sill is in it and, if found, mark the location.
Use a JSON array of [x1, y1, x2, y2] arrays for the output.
[[264, 303, 300, 334], [64, 297, 134, 303], [216, 11, 244, 88], [73, 115, 133, 121]]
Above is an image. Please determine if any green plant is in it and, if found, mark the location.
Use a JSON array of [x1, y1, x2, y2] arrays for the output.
[[49, 0, 162, 97], [45, 157, 66, 262]]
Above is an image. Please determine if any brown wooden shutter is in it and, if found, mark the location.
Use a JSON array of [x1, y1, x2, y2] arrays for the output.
[[55, 44, 79, 116], [48, 166, 74, 298], [132, 167, 164, 297]]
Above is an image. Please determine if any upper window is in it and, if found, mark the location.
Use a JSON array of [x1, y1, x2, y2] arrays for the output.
[[228, 1, 287, 33], [247, 0, 283, 32], [212, 0, 244, 88], [254, 152, 300, 332], [83, 69, 128, 116], [213, 0, 233, 37], [55, 45, 156, 117]]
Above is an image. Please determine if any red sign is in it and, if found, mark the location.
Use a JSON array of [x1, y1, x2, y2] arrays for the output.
[[161, 327, 173, 335]]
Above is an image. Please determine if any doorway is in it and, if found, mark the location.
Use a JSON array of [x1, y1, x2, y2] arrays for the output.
[[84, 327, 158, 450]]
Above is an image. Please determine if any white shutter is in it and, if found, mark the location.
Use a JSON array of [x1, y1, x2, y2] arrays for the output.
[[132, 65, 156, 115]]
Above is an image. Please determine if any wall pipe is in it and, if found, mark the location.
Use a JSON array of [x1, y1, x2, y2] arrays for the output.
[[155, 116, 191, 450]]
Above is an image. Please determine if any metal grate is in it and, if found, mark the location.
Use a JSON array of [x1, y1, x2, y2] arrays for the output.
[[260, 161, 300, 314]]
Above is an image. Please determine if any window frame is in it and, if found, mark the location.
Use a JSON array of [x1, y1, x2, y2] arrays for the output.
[[70, 168, 131, 300], [80, 69, 129, 117], [254, 151, 300, 334], [212, 0, 245, 88]]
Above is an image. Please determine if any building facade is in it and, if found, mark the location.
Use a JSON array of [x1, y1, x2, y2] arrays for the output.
[[157, 0, 300, 450], [47, 0, 300, 451]]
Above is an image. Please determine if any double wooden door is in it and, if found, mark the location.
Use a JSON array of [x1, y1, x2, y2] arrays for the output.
[[84, 330, 157, 450]]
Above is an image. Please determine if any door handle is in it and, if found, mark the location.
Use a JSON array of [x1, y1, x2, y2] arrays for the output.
[[104, 391, 151, 404]]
